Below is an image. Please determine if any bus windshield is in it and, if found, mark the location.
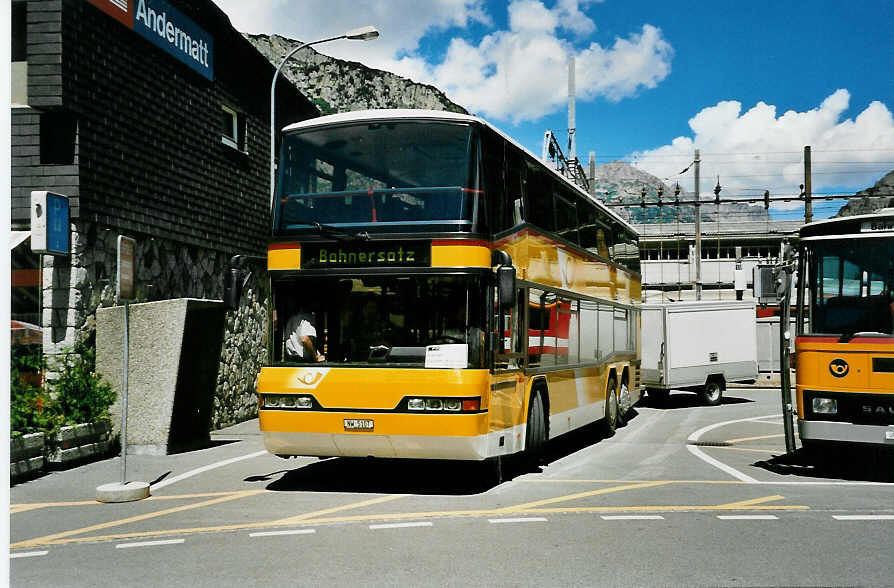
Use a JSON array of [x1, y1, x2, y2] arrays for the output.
[[272, 273, 486, 368], [273, 122, 477, 236], [809, 239, 894, 335]]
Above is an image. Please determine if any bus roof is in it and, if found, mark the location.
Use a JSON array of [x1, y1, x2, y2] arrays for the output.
[[799, 207, 894, 239], [283, 109, 639, 236]]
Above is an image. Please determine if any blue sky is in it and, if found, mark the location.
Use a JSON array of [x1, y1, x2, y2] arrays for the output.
[[216, 0, 894, 219]]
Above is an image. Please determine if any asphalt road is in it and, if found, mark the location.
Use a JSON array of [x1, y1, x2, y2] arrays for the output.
[[10, 387, 894, 587]]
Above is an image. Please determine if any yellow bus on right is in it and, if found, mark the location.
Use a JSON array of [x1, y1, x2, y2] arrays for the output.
[[795, 207, 894, 454]]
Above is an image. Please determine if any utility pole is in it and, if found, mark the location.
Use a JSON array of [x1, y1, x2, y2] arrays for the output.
[[694, 149, 702, 300], [803, 145, 812, 224], [588, 151, 596, 196], [568, 56, 576, 163]]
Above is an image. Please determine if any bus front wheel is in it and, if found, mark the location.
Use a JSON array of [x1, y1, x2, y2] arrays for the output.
[[524, 391, 547, 466]]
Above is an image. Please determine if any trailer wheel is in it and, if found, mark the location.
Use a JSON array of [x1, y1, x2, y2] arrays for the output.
[[699, 380, 724, 406]]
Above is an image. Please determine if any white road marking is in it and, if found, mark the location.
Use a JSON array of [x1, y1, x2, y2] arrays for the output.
[[249, 529, 317, 537], [686, 414, 894, 486], [717, 515, 779, 520], [10, 551, 48, 559], [833, 515, 894, 521], [151, 450, 267, 491], [601, 515, 665, 520], [488, 517, 548, 524], [369, 522, 433, 530], [115, 539, 185, 549]]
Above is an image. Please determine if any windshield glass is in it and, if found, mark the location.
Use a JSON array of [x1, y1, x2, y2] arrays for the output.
[[809, 239, 894, 335], [274, 121, 477, 236], [272, 273, 486, 368]]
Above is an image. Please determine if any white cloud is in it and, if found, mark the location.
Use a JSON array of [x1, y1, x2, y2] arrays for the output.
[[214, 0, 673, 124], [631, 90, 894, 196], [214, 0, 491, 72]]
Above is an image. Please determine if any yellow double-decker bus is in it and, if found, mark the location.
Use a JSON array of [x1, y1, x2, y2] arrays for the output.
[[254, 109, 641, 463], [795, 207, 894, 454]]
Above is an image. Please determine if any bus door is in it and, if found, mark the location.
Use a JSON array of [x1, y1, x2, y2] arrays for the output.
[[489, 285, 527, 454]]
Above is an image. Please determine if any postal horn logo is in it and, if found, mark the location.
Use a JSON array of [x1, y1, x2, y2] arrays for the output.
[[294, 368, 329, 389], [829, 358, 849, 378]]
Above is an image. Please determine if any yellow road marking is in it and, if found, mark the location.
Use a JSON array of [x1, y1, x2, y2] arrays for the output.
[[12, 490, 265, 549], [716, 495, 787, 508], [270, 494, 405, 525], [517, 504, 809, 514], [10, 491, 257, 514], [726, 434, 785, 444], [494, 481, 672, 512], [12, 494, 406, 548], [9, 486, 810, 549], [522, 479, 746, 484], [712, 446, 780, 454]]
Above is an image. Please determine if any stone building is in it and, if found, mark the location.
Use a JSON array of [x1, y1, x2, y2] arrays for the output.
[[10, 0, 318, 428]]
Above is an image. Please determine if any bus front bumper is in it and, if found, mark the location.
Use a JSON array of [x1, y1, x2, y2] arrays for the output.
[[798, 419, 894, 447], [259, 410, 520, 460]]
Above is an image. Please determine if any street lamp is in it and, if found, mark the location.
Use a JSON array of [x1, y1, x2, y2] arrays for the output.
[[269, 26, 380, 215]]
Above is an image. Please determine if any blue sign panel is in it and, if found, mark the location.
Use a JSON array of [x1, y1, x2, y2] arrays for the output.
[[46, 192, 71, 256], [133, 0, 214, 81]]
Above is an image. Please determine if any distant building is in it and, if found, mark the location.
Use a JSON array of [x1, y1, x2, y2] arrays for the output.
[[636, 219, 803, 303], [10, 0, 318, 426]]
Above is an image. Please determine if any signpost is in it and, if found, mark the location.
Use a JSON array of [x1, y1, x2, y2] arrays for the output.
[[96, 236, 149, 502]]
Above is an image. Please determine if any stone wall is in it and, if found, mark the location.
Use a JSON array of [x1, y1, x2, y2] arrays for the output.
[[44, 219, 268, 430]]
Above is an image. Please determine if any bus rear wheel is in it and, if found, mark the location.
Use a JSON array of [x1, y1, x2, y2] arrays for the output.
[[601, 377, 618, 438]]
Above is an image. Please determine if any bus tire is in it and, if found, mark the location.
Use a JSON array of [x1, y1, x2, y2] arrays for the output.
[[601, 376, 618, 438], [617, 378, 630, 427], [524, 391, 547, 466], [699, 379, 724, 406]]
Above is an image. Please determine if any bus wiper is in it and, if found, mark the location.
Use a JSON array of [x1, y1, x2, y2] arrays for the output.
[[310, 222, 370, 242]]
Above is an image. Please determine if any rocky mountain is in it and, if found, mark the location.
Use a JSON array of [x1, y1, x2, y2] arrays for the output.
[[834, 170, 894, 217], [246, 34, 467, 115], [592, 162, 770, 224]]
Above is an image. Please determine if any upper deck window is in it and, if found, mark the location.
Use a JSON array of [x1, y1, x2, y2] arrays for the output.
[[274, 121, 476, 236]]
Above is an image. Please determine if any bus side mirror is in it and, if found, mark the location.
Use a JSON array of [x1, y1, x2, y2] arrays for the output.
[[497, 265, 516, 309], [224, 267, 246, 310]]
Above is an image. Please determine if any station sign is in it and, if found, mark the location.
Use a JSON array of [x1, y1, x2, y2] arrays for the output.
[[117, 236, 137, 300], [86, 0, 214, 81], [30, 191, 70, 256], [861, 218, 894, 233]]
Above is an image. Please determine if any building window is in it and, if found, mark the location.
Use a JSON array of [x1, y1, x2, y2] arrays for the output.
[[221, 104, 246, 152], [12, 1, 27, 62], [40, 111, 78, 165]]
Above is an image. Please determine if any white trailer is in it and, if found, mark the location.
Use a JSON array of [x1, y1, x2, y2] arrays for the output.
[[641, 300, 758, 405]]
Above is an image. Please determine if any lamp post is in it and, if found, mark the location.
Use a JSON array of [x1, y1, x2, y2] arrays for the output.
[[269, 26, 379, 215]]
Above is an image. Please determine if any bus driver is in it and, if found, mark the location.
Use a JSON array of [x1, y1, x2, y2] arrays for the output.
[[285, 310, 325, 362]]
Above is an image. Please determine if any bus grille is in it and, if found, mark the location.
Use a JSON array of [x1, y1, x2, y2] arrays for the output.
[[804, 390, 894, 426]]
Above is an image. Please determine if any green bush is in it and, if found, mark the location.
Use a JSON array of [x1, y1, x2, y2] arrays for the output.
[[49, 340, 117, 426], [10, 345, 57, 436], [10, 340, 117, 437]]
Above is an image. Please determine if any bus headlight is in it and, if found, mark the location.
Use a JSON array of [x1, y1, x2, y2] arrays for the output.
[[443, 399, 461, 411], [261, 394, 314, 409], [812, 397, 838, 415], [406, 397, 480, 412]]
